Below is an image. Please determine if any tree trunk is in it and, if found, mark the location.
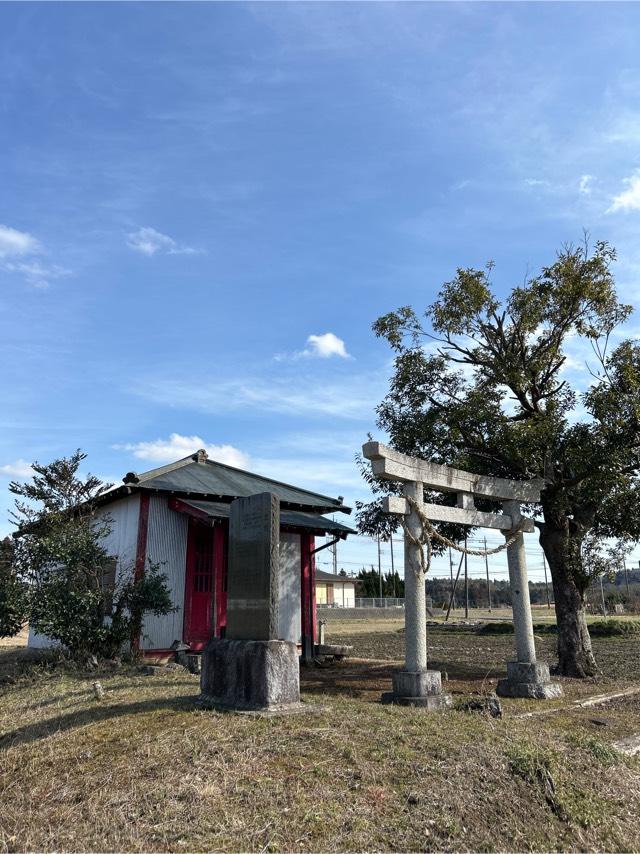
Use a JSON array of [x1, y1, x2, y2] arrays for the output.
[[539, 523, 598, 678]]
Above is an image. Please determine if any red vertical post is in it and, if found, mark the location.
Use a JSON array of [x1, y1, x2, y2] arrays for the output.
[[301, 534, 314, 662], [310, 536, 317, 646], [133, 493, 150, 651]]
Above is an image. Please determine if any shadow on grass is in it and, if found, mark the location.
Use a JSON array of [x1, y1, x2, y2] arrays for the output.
[[301, 657, 510, 701], [0, 693, 199, 752]]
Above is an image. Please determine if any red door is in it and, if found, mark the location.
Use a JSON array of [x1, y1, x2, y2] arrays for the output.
[[183, 520, 216, 649]]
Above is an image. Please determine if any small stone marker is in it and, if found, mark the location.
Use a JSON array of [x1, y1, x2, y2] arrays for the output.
[[200, 492, 300, 712]]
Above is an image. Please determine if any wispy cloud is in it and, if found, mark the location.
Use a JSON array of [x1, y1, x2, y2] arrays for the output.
[[0, 459, 33, 479], [114, 433, 249, 468], [2, 260, 70, 289], [607, 171, 640, 213], [578, 174, 594, 195], [0, 224, 68, 289], [275, 332, 351, 361], [126, 227, 199, 257], [129, 373, 378, 421]]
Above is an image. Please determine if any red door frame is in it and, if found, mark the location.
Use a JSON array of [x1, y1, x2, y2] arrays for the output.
[[183, 519, 225, 650], [182, 519, 215, 649]]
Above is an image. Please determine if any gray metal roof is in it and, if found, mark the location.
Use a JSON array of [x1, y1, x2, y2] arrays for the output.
[[315, 569, 356, 584], [176, 498, 355, 537], [112, 451, 351, 515]]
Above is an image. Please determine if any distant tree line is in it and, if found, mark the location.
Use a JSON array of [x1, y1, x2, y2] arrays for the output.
[[355, 566, 640, 613]]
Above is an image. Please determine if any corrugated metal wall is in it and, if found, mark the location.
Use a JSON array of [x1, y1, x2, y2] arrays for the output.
[[279, 532, 302, 643], [143, 495, 188, 650], [98, 493, 140, 577]]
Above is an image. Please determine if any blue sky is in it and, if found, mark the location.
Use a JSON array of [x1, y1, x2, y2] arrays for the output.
[[2, 2, 640, 584]]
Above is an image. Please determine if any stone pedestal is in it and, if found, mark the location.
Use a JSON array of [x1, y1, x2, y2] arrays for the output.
[[200, 638, 299, 711], [382, 668, 452, 709], [497, 661, 563, 700]]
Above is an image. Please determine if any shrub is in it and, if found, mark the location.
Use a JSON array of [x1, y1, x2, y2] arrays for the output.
[[0, 538, 29, 639]]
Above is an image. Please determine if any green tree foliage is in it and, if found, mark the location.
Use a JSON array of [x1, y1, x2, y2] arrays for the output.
[[369, 240, 639, 677], [0, 537, 29, 639], [356, 569, 404, 598], [10, 450, 175, 659]]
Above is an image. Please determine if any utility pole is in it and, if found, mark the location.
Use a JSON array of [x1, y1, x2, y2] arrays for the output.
[[599, 575, 607, 617], [445, 552, 465, 621], [483, 537, 492, 613], [449, 546, 456, 611], [623, 556, 630, 596], [464, 532, 469, 619], [331, 538, 337, 575], [542, 551, 551, 609], [377, 535, 383, 601], [390, 535, 396, 598]]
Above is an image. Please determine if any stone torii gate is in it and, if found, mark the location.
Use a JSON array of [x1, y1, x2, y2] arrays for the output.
[[363, 442, 563, 707]]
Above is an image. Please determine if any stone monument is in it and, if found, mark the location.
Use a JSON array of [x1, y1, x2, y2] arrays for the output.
[[200, 492, 300, 711]]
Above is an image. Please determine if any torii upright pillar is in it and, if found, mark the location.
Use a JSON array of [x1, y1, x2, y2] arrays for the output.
[[384, 480, 452, 708], [496, 501, 562, 699]]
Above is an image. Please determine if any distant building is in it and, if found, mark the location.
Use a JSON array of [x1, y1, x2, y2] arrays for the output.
[[315, 570, 356, 608], [29, 449, 354, 657]]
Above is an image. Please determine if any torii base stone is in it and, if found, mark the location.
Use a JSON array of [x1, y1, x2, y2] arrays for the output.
[[382, 669, 453, 709]]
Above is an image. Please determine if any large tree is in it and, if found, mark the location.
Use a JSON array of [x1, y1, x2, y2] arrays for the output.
[[371, 240, 639, 677]]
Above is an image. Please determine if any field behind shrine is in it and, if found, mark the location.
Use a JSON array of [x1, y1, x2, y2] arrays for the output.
[[1, 617, 640, 853]]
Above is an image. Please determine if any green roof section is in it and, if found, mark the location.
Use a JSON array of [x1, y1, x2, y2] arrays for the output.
[[120, 450, 351, 514]]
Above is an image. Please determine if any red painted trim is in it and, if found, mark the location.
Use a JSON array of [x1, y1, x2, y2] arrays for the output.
[[135, 493, 150, 581], [214, 522, 228, 637], [169, 496, 213, 523], [132, 493, 151, 652], [301, 533, 311, 641], [310, 536, 317, 643], [301, 534, 317, 656]]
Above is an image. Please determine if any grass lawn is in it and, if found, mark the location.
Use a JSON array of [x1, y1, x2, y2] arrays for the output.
[[1, 620, 639, 852]]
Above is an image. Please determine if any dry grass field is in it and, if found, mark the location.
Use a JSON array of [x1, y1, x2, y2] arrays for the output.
[[0, 618, 639, 852]]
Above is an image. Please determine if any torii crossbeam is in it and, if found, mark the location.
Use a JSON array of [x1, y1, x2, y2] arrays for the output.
[[363, 442, 562, 706]]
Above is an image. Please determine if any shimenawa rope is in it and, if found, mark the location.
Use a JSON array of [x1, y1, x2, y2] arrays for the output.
[[401, 494, 526, 575]]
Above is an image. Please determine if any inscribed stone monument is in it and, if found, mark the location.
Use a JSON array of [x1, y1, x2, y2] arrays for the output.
[[226, 492, 280, 641]]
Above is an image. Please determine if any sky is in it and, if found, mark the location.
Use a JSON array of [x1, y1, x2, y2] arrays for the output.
[[2, 2, 640, 586]]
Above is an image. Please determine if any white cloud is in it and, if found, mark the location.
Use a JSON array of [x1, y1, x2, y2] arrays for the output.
[[0, 459, 33, 478], [304, 332, 350, 359], [274, 332, 352, 362], [579, 174, 594, 195], [115, 433, 250, 468], [126, 227, 198, 257], [0, 224, 69, 288], [607, 171, 640, 213], [0, 225, 40, 258]]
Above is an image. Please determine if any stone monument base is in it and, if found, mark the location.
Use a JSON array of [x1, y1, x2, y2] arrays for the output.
[[496, 661, 563, 700], [382, 668, 452, 709], [200, 638, 300, 711]]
